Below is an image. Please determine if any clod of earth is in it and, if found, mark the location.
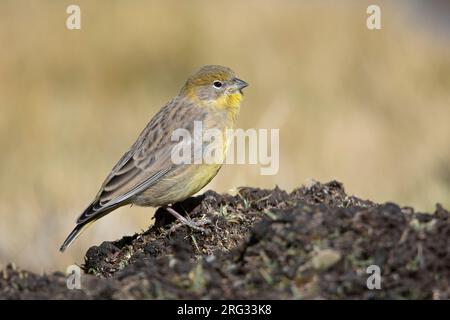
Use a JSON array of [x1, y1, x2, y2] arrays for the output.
[[1, 181, 449, 299]]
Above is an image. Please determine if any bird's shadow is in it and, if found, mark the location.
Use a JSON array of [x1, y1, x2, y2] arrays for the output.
[[152, 194, 206, 229]]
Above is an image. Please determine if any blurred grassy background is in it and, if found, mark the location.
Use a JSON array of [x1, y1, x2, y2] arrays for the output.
[[0, 0, 449, 272]]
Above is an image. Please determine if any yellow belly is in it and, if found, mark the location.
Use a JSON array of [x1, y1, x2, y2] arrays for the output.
[[133, 163, 222, 207], [133, 111, 235, 207]]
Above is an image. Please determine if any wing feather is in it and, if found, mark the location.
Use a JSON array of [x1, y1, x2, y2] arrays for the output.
[[75, 98, 206, 225]]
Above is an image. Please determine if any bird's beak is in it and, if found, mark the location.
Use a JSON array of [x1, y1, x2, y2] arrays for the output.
[[233, 78, 248, 94]]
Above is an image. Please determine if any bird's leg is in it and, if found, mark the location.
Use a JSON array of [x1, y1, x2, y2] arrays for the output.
[[165, 206, 207, 233]]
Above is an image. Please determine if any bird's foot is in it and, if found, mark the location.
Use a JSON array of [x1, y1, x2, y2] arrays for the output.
[[165, 206, 209, 234]]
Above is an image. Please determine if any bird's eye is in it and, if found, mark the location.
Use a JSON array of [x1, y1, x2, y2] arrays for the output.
[[213, 80, 223, 89]]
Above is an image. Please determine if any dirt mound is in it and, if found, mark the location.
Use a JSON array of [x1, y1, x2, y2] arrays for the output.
[[1, 181, 449, 299]]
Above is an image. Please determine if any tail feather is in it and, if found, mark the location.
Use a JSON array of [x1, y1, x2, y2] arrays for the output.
[[60, 197, 126, 252], [59, 220, 95, 252], [60, 200, 118, 252]]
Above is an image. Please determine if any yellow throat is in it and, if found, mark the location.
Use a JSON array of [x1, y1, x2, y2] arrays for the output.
[[215, 92, 243, 123]]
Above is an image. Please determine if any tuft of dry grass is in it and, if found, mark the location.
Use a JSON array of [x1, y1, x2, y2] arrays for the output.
[[0, 0, 449, 272]]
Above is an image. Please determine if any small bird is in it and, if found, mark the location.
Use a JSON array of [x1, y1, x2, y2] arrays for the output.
[[60, 65, 248, 252]]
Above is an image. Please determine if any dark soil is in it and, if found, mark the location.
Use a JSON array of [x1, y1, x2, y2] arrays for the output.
[[1, 181, 449, 299]]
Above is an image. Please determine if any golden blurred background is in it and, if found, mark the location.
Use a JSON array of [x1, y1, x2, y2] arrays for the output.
[[0, 0, 449, 273]]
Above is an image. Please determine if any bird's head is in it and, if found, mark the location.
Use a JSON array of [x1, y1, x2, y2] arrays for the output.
[[181, 65, 248, 111]]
